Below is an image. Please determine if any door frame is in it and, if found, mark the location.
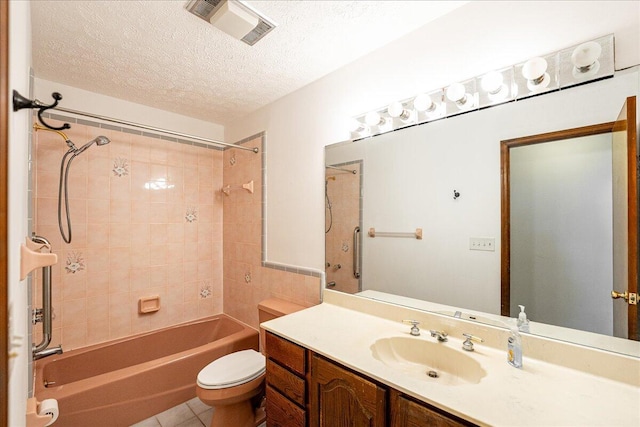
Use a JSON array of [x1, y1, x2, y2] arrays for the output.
[[1, 0, 11, 423], [500, 96, 638, 340]]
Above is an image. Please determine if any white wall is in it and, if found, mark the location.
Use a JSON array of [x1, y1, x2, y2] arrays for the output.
[[225, 1, 640, 273], [326, 71, 637, 315], [8, 1, 32, 425], [34, 79, 225, 142]]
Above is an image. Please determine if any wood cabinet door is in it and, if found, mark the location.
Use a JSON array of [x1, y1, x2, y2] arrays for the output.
[[310, 355, 386, 427], [390, 390, 474, 427]]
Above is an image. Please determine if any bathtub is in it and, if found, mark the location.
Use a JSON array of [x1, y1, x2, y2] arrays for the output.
[[34, 314, 258, 427]]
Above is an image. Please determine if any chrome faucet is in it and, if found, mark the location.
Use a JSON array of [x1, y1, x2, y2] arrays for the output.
[[33, 345, 63, 360], [429, 329, 449, 342], [462, 333, 484, 351], [402, 320, 421, 336], [430, 330, 448, 342]]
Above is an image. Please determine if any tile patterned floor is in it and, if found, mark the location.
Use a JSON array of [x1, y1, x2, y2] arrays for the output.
[[129, 397, 267, 427]]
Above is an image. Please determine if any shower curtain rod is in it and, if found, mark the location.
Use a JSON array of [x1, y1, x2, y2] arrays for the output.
[[325, 165, 357, 174], [52, 106, 259, 153]]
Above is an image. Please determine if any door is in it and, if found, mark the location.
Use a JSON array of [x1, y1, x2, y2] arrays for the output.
[[611, 96, 638, 339], [310, 355, 386, 427]]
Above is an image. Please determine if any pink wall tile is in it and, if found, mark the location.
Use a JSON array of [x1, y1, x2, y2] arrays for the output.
[[222, 137, 320, 329], [33, 124, 321, 351]]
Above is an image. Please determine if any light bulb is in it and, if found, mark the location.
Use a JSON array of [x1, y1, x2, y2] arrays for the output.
[[387, 102, 404, 118], [522, 57, 547, 80], [413, 93, 435, 112], [387, 102, 414, 123], [571, 41, 601, 78], [481, 71, 504, 94], [571, 41, 601, 70], [348, 118, 367, 133], [446, 83, 465, 103], [446, 83, 473, 109], [522, 57, 550, 91], [365, 111, 383, 127]]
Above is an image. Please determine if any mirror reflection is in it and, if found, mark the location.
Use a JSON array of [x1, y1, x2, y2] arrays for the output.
[[325, 68, 639, 356], [502, 109, 638, 341]]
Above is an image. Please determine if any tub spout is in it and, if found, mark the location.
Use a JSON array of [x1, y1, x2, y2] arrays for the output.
[[33, 345, 63, 360]]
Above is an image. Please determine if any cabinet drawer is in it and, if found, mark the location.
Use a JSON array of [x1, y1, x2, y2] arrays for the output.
[[390, 390, 476, 427], [266, 332, 306, 376], [266, 359, 306, 407], [266, 385, 306, 427]]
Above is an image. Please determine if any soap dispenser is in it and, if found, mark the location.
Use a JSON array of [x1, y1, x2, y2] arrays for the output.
[[507, 325, 523, 369], [517, 305, 530, 333]]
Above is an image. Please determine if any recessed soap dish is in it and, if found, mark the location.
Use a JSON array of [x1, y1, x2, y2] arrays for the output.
[[138, 296, 160, 314]]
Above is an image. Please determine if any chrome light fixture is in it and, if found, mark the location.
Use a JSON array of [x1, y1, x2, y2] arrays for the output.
[[348, 34, 614, 140]]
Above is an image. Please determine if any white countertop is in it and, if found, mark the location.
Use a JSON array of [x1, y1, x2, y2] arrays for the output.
[[262, 298, 640, 427]]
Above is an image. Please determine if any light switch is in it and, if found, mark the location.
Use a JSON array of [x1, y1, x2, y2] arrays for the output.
[[469, 237, 495, 251]]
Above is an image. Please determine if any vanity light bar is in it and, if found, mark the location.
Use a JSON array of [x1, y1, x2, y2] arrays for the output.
[[350, 34, 614, 140]]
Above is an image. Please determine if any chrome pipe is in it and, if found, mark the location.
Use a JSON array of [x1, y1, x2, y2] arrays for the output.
[[53, 106, 259, 153], [33, 346, 63, 361], [31, 234, 62, 359]]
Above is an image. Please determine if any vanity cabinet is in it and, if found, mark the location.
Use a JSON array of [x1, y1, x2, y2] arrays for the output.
[[265, 332, 308, 427], [310, 354, 386, 427], [265, 332, 476, 427]]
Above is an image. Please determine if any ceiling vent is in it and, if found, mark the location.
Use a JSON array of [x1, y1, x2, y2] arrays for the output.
[[186, 0, 277, 46]]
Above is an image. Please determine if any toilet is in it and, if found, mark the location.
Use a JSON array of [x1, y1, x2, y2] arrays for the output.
[[196, 298, 306, 427]]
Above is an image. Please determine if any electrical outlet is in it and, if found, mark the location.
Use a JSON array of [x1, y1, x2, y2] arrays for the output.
[[469, 237, 495, 251]]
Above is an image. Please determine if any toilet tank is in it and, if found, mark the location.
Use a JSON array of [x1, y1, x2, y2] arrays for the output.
[[258, 298, 306, 352]]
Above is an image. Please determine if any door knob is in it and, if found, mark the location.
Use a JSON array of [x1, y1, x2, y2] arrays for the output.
[[611, 290, 638, 305], [611, 290, 629, 301]]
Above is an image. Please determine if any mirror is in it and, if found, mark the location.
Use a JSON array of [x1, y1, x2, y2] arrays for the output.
[[325, 68, 639, 356]]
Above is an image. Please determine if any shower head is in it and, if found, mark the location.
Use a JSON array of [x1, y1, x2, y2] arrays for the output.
[[74, 135, 110, 155]]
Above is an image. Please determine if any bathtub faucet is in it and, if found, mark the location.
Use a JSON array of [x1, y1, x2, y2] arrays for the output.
[[33, 345, 63, 360]]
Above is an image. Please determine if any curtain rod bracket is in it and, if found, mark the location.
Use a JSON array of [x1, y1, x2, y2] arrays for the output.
[[12, 90, 71, 131]]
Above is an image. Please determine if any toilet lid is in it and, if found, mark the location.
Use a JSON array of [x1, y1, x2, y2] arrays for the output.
[[197, 349, 266, 390]]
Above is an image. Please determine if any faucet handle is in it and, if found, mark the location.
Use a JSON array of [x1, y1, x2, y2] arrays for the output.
[[402, 319, 421, 336], [462, 333, 484, 351]]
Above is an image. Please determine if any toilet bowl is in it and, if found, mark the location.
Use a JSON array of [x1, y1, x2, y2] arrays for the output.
[[196, 298, 305, 427]]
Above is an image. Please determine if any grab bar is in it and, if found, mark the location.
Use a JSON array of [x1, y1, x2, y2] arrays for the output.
[[368, 227, 423, 240], [31, 234, 62, 359], [353, 226, 361, 279]]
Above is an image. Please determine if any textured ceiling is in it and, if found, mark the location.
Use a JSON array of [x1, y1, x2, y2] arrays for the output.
[[31, 0, 467, 125]]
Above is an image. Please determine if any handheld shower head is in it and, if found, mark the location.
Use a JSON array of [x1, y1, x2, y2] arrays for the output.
[[74, 135, 110, 155]]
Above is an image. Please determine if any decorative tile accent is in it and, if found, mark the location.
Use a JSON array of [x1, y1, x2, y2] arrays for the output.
[[341, 242, 349, 252], [185, 206, 197, 223], [229, 152, 236, 166], [65, 251, 85, 274], [244, 271, 252, 284], [199, 281, 212, 299], [112, 157, 129, 177]]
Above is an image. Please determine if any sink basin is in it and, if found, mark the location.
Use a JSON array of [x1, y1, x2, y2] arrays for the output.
[[370, 337, 486, 386]]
